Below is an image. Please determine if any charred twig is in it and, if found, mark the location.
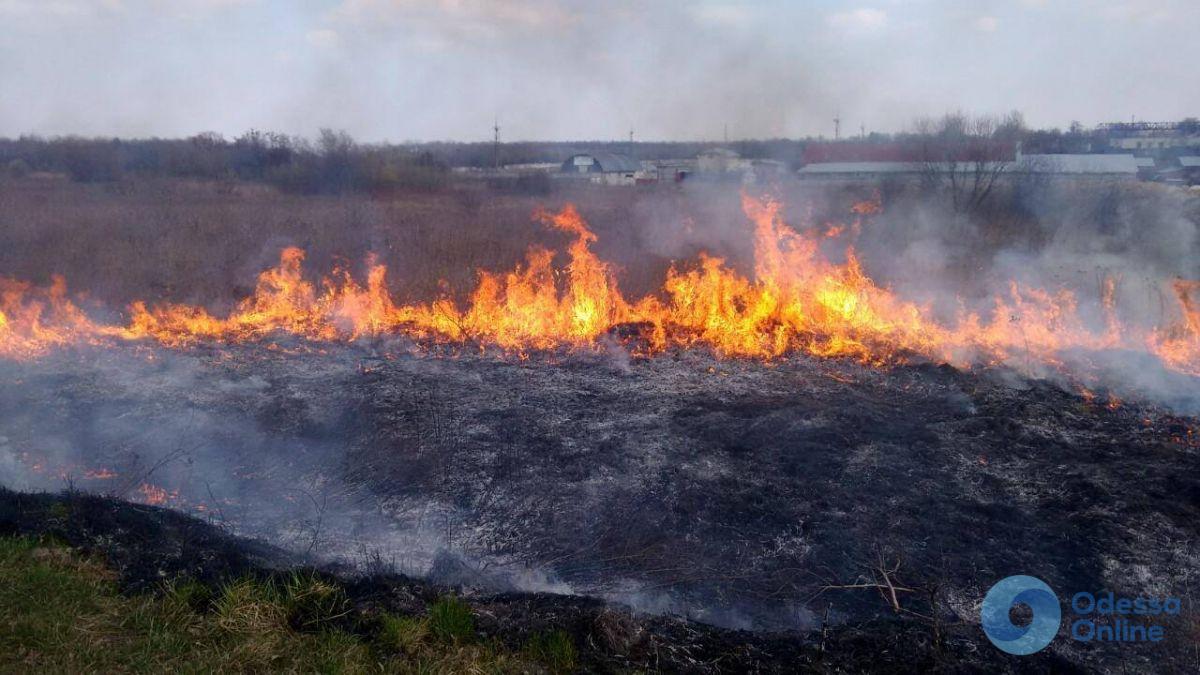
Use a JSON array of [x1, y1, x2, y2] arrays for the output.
[[290, 481, 330, 556], [809, 548, 918, 614], [112, 445, 194, 502], [111, 409, 204, 502], [204, 481, 228, 526]]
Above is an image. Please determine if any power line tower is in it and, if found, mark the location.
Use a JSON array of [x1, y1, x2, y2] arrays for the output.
[[833, 111, 841, 140], [628, 128, 634, 158], [492, 117, 500, 169]]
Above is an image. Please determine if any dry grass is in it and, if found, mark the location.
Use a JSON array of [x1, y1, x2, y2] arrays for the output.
[[0, 176, 728, 312]]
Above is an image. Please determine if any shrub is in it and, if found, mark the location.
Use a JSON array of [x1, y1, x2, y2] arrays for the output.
[[5, 159, 29, 179]]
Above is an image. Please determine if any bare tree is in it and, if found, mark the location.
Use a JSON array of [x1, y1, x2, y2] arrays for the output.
[[915, 111, 1024, 213]]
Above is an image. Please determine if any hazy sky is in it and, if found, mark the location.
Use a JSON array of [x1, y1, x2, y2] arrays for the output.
[[1, 0, 1198, 142]]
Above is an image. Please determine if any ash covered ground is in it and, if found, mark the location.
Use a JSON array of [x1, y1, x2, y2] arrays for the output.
[[1, 341, 1199, 671]]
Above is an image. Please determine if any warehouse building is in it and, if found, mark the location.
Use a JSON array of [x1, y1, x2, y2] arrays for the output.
[[560, 152, 642, 186]]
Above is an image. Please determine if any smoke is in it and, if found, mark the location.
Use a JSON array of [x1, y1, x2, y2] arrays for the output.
[[851, 179, 1199, 406], [594, 176, 1200, 409], [0, 346, 569, 589]]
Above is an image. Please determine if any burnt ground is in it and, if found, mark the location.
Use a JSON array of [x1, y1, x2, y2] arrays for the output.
[[1, 340, 1199, 672], [0, 487, 1070, 673]]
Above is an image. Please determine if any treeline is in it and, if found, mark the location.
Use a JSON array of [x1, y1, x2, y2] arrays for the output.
[[4, 115, 1195, 194], [0, 129, 450, 194], [0, 132, 811, 187], [425, 139, 808, 168]]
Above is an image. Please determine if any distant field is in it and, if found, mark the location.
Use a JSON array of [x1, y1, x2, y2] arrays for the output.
[[0, 177, 769, 310], [1, 173, 1192, 325]]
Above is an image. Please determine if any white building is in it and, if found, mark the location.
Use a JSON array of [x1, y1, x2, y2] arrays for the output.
[[697, 148, 746, 173], [797, 154, 1140, 182]]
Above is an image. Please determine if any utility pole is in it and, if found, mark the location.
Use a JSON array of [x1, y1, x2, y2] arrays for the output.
[[493, 117, 500, 170], [860, 123, 866, 139], [628, 128, 634, 158], [834, 111, 841, 140]]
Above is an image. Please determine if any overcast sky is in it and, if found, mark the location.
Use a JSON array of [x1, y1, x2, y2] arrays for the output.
[[1, 0, 1198, 142]]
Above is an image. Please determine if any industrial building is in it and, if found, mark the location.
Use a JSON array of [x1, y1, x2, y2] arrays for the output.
[[560, 152, 642, 186], [697, 147, 745, 173], [1100, 121, 1200, 152], [797, 153, 1140, 182]]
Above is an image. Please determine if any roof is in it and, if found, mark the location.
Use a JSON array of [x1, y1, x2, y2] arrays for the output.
[[801, 140, 1018, 164], [798, 161, 920, 174], [1179, 156, 1200, 167], [797, 161, 1006, 174], [797, 154, 1140, 176], [1018, 154, 1139, 174], [1135, 157, 1157, 168], [563, 152, 640, 173]]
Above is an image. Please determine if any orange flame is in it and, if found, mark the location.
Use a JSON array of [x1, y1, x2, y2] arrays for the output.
[[1147, 280, 1200, 376], [0, 196, 1198, 379], [136, 483, 176, 506]]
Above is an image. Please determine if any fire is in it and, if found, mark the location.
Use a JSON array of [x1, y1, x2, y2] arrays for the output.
[[450, 205, 643, 349], [1147, 280, 1200, 377], [0, 276, 105, 358], [136, 483, 178, 506], [0, 195, 1198, 378]]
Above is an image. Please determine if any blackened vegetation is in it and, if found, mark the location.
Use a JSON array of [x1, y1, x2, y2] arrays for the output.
[[0, 344, 1198, 672], [0, 488, 1075, 673], [0, 489, 291, 591]]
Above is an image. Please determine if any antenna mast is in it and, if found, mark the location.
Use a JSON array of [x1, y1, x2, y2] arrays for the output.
[[492, 117, 500, 169]]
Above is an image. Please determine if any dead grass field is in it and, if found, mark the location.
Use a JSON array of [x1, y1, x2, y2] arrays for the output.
[[0, 176, 767, 313]]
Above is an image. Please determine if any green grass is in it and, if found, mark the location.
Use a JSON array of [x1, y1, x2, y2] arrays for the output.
[[523, 630, 578, 674], [0, 536, 575, 673], [427, 596, 475, 643]]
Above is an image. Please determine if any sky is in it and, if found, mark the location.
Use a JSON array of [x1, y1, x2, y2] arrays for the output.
[[0, 0, 1198, 142]]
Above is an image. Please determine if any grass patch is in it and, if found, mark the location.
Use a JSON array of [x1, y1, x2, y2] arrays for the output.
[[427, 595, 475, 643], [378, 614, 430, 655], [0, 536, 556, 673], [524, 630, 578, 673]]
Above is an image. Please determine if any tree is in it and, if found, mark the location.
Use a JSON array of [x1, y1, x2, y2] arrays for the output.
[[913, 112, 1021, 214]]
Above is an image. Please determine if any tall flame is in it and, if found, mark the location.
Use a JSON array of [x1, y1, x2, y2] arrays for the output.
[[1, 195, 1198, 379], [1148, 280, 1200, 376]]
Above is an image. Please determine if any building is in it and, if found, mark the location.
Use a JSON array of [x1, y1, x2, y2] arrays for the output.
[[560, 152, 641, 186], [697, 148, 745, 173], [797, 153, 1139, 182], [1018, 154, 1141, 178], [1099, 122, 1200, 152], [1178, 156, 1200, 185], [647, 158, 696, 182], [801, 140, 1018, 164], [1135, 156, 1157, 180]]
